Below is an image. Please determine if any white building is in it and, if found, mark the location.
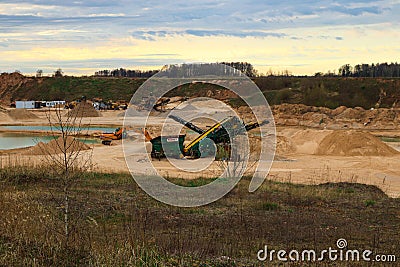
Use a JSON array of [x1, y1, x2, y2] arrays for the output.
[[15, 101, 38, 109], [15, 100, 65, 109], [45, 101, 66, 108]]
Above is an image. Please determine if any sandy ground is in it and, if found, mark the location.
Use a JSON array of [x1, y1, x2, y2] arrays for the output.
[[1, 107, 400, 198], [89, 128, 400, 198]]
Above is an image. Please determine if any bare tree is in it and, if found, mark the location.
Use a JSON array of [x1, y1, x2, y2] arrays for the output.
[[216, 135, 256, 179], [37, 106, 93, 246]]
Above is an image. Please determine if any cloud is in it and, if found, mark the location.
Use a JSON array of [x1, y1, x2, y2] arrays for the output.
[[131, 29, 288, 40], [87, 13, 126, 18], [320, 5, 384, 16], [130, 29, 347, 41], [0, 0, 118, 8], [185, 30, 287, 38], [0, 57, 184, 75], [0, 0, 399, 75]]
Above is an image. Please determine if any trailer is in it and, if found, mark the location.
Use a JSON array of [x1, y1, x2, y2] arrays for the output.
[[15, 101, 41, 109]]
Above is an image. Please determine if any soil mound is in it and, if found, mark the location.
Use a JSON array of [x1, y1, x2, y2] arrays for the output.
[[276, 135, 296, 154], [7, 109, 39, 120], [25, 136, 90, 155], [316, 131, 398, 156], [67, 101, 101, 117], [290, 129, 332, 154], [335, 107, 366, 120], [0, 72, 27, 105], [0, 111, 12, 122], [331, 106, 347, 116]]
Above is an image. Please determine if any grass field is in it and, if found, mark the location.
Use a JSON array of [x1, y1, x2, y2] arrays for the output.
[[1, 166, 399, 266]]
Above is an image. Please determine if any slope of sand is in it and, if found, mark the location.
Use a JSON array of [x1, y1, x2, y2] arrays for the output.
[[0, 111, 12, 122], [316, 131, 398, 156], [24, 136, 90, 155], [7, 109, 39, 120], [272, 103, 400, 129], [276, 135, 296, 154], [67, 101, 101, 117], [290, 129, 332, 154]]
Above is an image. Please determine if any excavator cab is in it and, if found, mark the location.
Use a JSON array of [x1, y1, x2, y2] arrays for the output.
[[100, 127, 125, 145]]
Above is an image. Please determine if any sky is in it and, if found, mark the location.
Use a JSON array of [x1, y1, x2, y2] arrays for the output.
[[0, 0, 399, 76]]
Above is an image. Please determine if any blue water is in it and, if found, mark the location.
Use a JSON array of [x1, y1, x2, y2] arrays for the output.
[[2, 125, 116, 132], [0, 132, 100, 150]]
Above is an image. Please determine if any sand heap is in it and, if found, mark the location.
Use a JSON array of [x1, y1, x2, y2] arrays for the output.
[[25, 136, 90, 155], [0, 111, 12, 122], [289, 129, 332, 154], [272, 103, 400, 128], [316, 131, 398, 156], [336, 107, 366, 120], [276, 135, 296, 154], [67, 101, 101, 117], [7, 109, 39, 120], [0, 72, 27, 105]]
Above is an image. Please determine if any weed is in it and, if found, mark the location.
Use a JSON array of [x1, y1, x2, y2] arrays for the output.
[[365, 199, 376, 207], [261, 202, 280, 211]]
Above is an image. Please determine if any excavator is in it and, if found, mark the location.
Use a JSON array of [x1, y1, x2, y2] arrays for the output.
[[99, 127, 125, 145], [139, 96, 189, 112], [145, 115, 269, 160]]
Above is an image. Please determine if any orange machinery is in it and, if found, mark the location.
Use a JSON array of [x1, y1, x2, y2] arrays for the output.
[[100, 127, 124, 145]]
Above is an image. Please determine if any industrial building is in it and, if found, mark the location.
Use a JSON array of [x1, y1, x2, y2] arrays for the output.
[[15, 100, 66, 109]]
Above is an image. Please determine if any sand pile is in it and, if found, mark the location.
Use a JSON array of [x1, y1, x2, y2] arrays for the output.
[[271, 103, 400, 128], [316, 131, 398, 156], [276, 135, 296, 154], [25, 136, 90, 155], [302, 112, 331, 124], [67, 101, 101, 117], [290, 129, 332, 154], [0, 72, 27, 105], [0, 111, 12, 122], [375, 109, 397, 121], [336, 107, 366, 120], [7, 109, 39, 120], [331, 106, 347, 116]]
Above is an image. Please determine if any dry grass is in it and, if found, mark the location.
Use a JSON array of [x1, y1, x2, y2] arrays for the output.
[[0, 166, 399, 266]]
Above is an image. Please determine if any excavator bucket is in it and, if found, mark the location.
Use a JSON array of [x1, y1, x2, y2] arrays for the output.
[[143, 128, 153, 142]]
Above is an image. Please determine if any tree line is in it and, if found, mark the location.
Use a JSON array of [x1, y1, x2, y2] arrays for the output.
[[94, 62, 259, 78], [94, 68, 159, 78], [33, 62, 400, 79], [218, 62, 258, 77], [316, 62, 400, 78]]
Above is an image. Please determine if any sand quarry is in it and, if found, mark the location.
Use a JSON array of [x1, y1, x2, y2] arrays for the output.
[[1, 100, 400, 198]]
